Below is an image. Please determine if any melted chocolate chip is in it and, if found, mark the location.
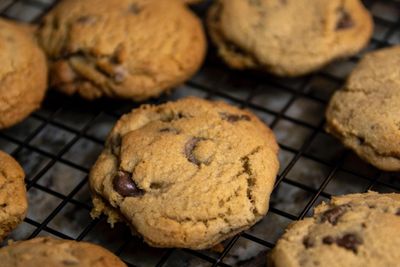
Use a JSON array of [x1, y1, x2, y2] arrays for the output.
[[160, 112, 186, 122], [322, 234, 362, 253], [336, 234, 362, 253], [220, 112, 251, 123], [226, 42, 250, 57], [113, 66, 127, 83], [321, 205, 348, 225], [303, 237, 314, 248], [159, 128, 180, 134], [184, 137, 204, 165], [76, 15, 96, 24], [62, 259, 79, 265], [113, 171, 144, 197], [130, 3, 142, 15], [114, 73, 125, 83], [336, 9, 354, 30], [396, 208, 400, 216], [322, 236, 335, 245], [356, 136, 365, 145]]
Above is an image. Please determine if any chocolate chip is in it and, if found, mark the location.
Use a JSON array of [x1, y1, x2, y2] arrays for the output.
[[113, 44, 127, 64], [356, 136, 365, 145], [113, 171, 144, 197], [225, 42, 250, 57], [160, 112, 186, 122], [220, 112, 251, 123], [184, 137, 204, 165], [303, 237, 314, 248], [76, 15, 96, 24], [322, 236, 335, 245], [336, 234, 362, 253], [322, 234, 362, 253], [62, 259, 79, 265], [114, 73, 125, 83], [336, 9, 354, 30], [113, 66, 127, 83], [159, 128, 180, 134], [396, 208, 400, 216], [130, 3, 142, 14], [321, 205, 348, 225]]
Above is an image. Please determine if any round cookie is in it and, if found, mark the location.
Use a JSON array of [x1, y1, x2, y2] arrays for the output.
[[326, 46, 400, 171], [0, 19, 48, 129], [90, 97, 279, 249], [269, 192, 400, 267], [207, 0, 373, 77], [37, 0, 206, 101], [0, 151, 27, 242], [1, 237, 126, 267]]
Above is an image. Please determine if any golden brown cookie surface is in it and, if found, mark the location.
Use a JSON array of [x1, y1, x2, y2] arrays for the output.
[[90, 97, 279, 249], [208, 0, 373, 76], [0, 151, 27, 242], [0, 19, 48, 129], [38, 0, 206, 101], [326, 46, 400, 171], [269, 192, 400, 267], [1, 237, 127, 267]]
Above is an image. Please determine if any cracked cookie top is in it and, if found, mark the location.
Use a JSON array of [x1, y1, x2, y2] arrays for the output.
[[207, 0, 373, 77], [37, 0, 206, 101], [1, 237, 127, 267], [0, 18, 48, 129], [269, 192, 400, 267], [0, 150, 27, 242], [326, 46, 400, 171], [89, 97, 279, 249]]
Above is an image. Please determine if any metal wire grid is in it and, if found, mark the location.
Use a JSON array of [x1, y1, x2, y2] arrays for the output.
[[0, 0, 399, 266]]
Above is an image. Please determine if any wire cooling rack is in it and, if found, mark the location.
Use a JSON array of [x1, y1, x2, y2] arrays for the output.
[[1, 0, 400, 266]]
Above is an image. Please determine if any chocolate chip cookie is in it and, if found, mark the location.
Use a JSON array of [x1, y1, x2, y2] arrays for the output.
[[38, 0, 206, 101], [326, 46, 400, 171], [207, 0, 373, 77], [90, 97, 279, 249], [0, 151, 27, 242], [1, 237, 126, 267], [269, 192, 400, 267], [0, 19, 48, 129]]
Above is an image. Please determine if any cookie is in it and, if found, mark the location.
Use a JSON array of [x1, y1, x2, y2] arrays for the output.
[[0, 19, 48, 129], [326, 46, 400, 171], [207, 0, 373, 77], [0, 151, 27, 242], [1, 237, 126, 267], [269, 192, 400, 267], [90, 97, 279, 249], [37, 0, 206, 101]]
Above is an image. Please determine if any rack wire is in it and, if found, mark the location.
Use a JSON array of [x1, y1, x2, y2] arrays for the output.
[[0, 0, 399, 266]]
